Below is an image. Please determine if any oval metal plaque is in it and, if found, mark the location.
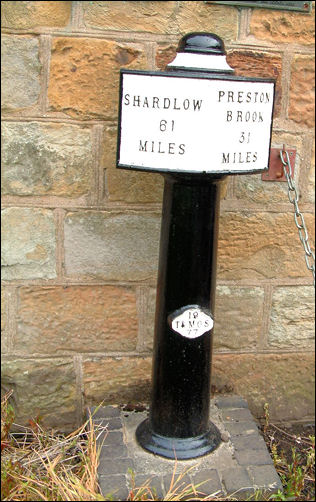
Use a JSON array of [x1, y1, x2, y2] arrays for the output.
[[168, 305, 214, 339]]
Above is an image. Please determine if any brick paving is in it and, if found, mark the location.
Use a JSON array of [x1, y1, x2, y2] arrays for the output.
[[89, 395, 283, 500]]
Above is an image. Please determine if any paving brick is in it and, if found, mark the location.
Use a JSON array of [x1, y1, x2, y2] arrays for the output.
[[16, 285, 138, 355], [98, 457, 135, 475], [1, 35, 40, 111], [224, 421, 259, 437], [162, 472, 193, 497], [94, 417, 122, 431], [99, 444, 129, 459], [247, 465, 283, 493], [98, 474, 129, 501], [234, 448, 273, 466], [133, 474, 164, 500], [90, 405, 121, 419], [1, 1, 71, 29], [221, 408, 254, 422], [97, 430, 123, 447], [1, 122, 93, 197], [231, 433, 266, 452], [190, 469, 223, 498], [48, 37, 147, 120], [222, 466, 254, 500], [1, 208, 56, 280], [64, 211, 160, 281], [215, 396, 249, 409]]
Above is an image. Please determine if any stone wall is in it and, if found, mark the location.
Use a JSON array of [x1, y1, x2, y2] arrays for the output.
[[1, 1, 315, 431]]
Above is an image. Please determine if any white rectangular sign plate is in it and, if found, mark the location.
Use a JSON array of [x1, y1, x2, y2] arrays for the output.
[[117, 70, 275, 175]]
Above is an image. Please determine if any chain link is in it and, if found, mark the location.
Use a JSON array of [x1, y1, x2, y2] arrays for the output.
[[280, 149, 315, 287]]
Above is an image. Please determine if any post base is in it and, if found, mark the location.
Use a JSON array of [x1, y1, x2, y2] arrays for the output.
[[135, 418, 221, 460]]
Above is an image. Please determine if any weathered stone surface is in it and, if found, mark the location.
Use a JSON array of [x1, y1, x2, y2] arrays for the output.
[[16, 286, 138, 355], [217, 212, 315, 280], [83, 1, 177, 33], [83, 357, 152, 405], [102, 126, 164, 203], [155, 45, 177, 70], [289, 55, 315, 128], [212, 353, 315, 421], [1, 289, 9, 353], [1, 358, 77, 431], [235, 132, 303, 204], [176, 2, 238, 41], [1, 1, 71, 29], [226, 51, 282, 117], [143, 288, 157, 351], [64, 211, 160, 281], [1, 122, 93, 197], [249, 7, 315, 45], [305, 142, 315, 204], [1, 208, 56, 280], [48, 38, 147, 119], [268, 286, 315, 349], [213, 286, 265, 351], [1, 35, 40, 111]]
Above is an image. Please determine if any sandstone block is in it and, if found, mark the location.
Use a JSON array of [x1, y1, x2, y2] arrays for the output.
[[289, 55, 315, 128], [235, 132, 303, 204], [16, 286, 138, 355], [176, 2, 238, 42], [155, 45, 177, 71], [1, 208, 56, 280], [249, 7, 315, 45], [102, 126, 164, 203], [143, 288, 157, 351], [64, 211, 160, 281], [269, 286, 315, 349], [212, 353, 315, 421], [1, 35, 40, 111], [83, 357, 152, 405], [213, 286, 264, 351], [226, 51, 282, 117], [1, 1, 71, 29], [48, 38, 147, 119], [217, 212, 315, 280], [1, 289, 9, 353], [1, 358, 77, 431], [83, 1, 177, 33], [1, 122, 93, 197]]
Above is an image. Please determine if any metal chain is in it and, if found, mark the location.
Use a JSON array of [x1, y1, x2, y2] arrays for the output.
[[280, 149, 315, 287]]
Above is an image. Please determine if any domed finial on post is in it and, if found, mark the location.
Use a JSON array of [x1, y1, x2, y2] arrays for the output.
[[167, 32, 233, 73]]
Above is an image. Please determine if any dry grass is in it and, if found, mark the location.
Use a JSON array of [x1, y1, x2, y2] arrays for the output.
[[1, 391, 105, 501], [1, 393, 314, 501]]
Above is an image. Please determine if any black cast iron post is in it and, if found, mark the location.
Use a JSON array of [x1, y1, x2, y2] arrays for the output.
[[117, 32, 275, 460], [136, 172, 224, 459], [135, 34, 231, 460]]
